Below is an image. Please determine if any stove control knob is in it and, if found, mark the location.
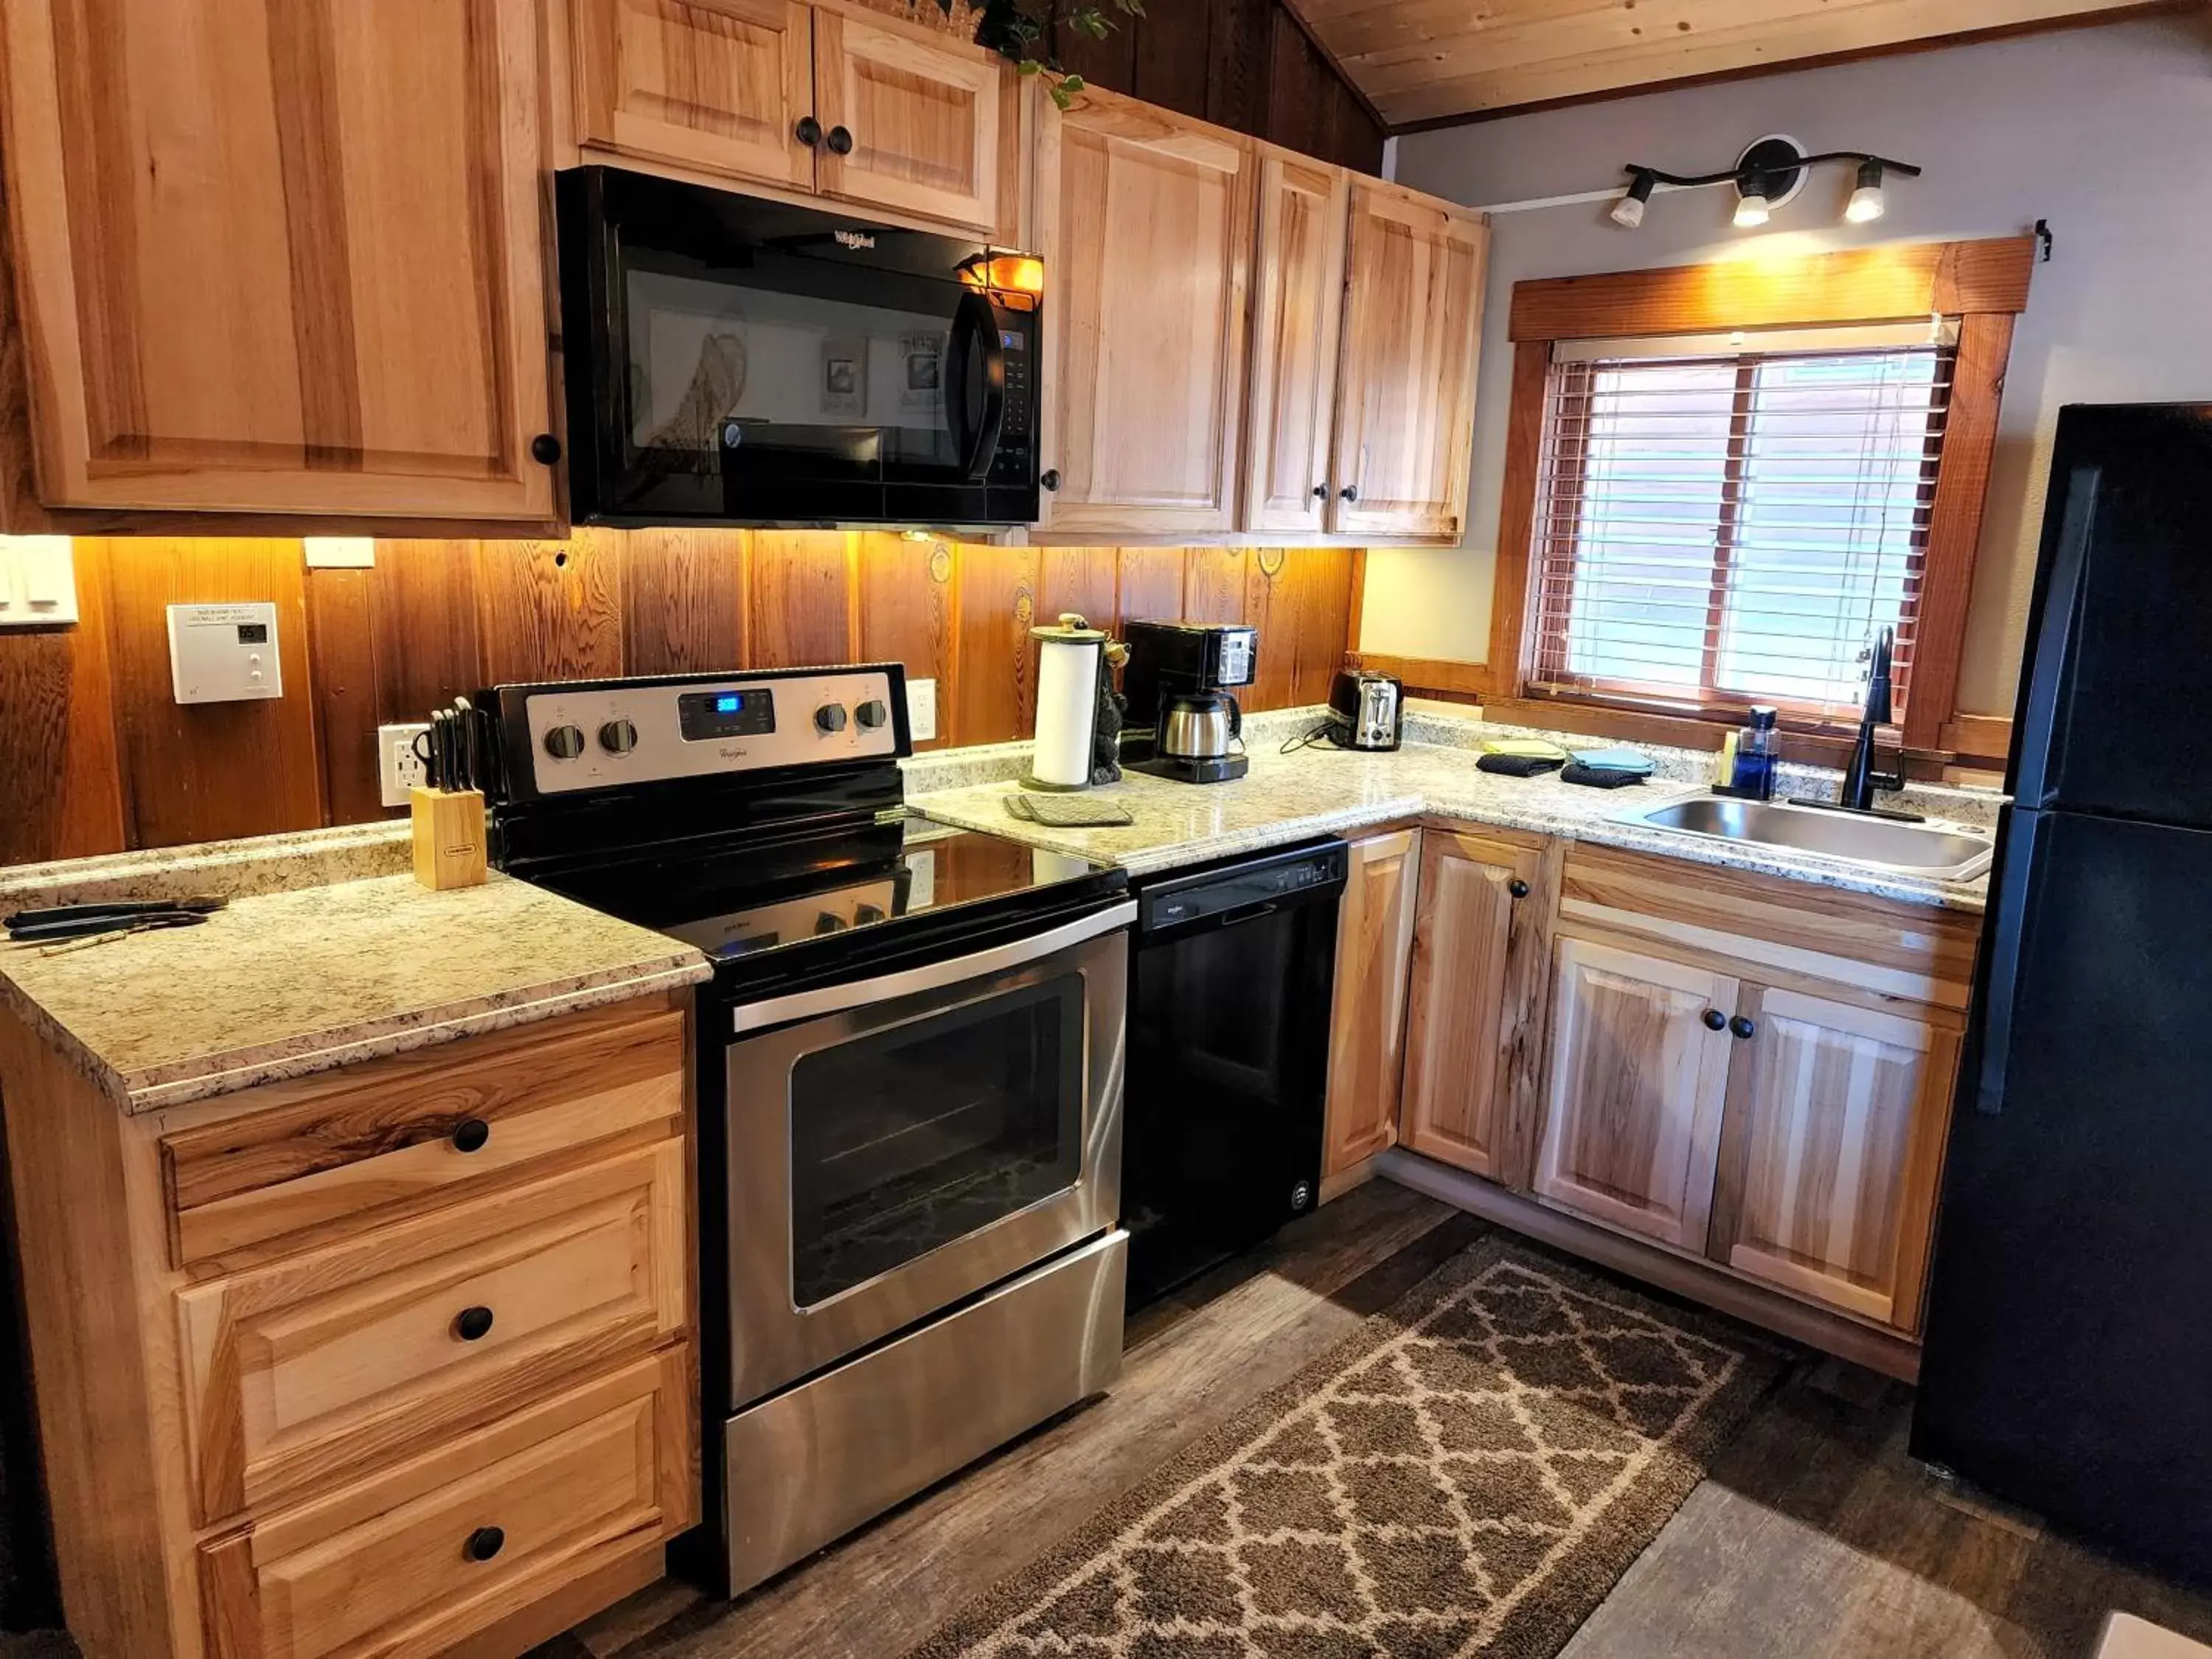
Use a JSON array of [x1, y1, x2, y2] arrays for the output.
[[855, 902, 886, 925], [855, 699, 889, 730], [598, 718, 639, 754], [813, 911, 849, 934], [543, 724, 585, 761], [815, 703, 849, 734]]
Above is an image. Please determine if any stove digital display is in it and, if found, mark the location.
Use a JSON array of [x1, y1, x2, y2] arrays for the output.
[[678, 686, 776, 741]]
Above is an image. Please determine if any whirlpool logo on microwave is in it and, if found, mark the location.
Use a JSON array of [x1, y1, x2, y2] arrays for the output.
[[835, 229, 876, 250]]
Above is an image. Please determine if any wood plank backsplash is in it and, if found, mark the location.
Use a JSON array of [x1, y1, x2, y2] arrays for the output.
[[0, 533, 1358, 865]]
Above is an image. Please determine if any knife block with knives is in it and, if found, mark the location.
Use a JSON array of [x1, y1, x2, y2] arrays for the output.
[[409, 696, 487, 891]]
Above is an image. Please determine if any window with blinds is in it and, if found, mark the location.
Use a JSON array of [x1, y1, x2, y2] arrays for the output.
[[1528, 324, 1955, 721]]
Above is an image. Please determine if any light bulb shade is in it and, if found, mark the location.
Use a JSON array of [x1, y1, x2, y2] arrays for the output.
[[1733, 189, 1770, 229], [1845, 159, 1885, 223]]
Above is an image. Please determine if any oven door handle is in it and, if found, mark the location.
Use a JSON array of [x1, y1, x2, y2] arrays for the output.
[[731, 898, 1135, 1034]]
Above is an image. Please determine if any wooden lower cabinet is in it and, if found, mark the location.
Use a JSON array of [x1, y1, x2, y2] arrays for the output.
[[1321, 830, 1420, 1177], [1706, 987, 1961, 1333], [1397, 829, 1553, 1184], [198, 1349, 692, 1659], [1531, 936, 1737, 1252]]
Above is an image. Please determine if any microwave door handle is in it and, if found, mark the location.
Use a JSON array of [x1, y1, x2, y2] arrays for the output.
[[730, 899, 1135, 1034], [948, 292, 1006, 482]]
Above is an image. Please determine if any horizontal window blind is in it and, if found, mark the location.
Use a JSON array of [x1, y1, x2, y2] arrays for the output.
[[1529, 333, 1953, 720]]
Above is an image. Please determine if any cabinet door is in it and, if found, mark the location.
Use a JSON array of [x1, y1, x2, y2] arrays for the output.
[[1037, 92, 1253, 538], [813, 8, 1004, 232], [1329, 181, 1486, 540], [1534, 937, 1736, 1251], [0, 0, 554, 520], [1708, 988, 1961, 1332], [1242, 154, 1348, 535], [1321, 830, 1420, 1178], [1399, 831, 1549, 1183], [572, 0, 816, 190]]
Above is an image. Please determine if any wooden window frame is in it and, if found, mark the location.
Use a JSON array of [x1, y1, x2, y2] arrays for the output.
[[1486, 236, 2032, 766]]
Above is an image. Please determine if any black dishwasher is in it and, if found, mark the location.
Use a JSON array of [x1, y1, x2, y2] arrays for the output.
[[1122, 838, 1348, 1309]]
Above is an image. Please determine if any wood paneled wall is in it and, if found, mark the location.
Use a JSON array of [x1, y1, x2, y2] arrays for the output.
[[0, 535, 1358, 864], [1055, 0, 1385, 175]]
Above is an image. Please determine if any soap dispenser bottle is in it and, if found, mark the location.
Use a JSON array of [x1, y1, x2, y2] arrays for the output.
[[1730, 706, 1780, 801]]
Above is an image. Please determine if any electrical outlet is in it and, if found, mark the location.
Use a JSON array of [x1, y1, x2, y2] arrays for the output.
[[378, 722, 430, 808], [906, 678, 938, 742]]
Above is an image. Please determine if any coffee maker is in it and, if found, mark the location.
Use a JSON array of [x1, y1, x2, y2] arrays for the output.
[[1120, 620, 1257, 783]]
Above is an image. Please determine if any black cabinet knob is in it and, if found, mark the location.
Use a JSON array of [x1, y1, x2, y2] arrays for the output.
[[826, 125, 854, 155], [1702, 1009, 1727, 1032], [796, 115, 822, 147], [453, 1306, 495, 1342], [1311, 484, 1327, 499], [1507, 878, 1530, 900], [451, 1118, 490, 1154], [464, 1526, 505, 1563], [1039, 468, 1060, 492], [1340, 485, 1359, 502], [529, 433, 562, 466], [1731, 1015, 1757, 1041]]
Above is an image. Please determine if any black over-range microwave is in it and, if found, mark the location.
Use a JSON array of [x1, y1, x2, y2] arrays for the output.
[[556, 166, 1042, 528]]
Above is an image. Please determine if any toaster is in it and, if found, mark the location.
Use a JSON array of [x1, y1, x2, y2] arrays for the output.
[[1326, 669, 1403, 751]]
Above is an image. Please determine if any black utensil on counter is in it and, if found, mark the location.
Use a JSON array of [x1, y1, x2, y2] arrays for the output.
[[2, 896, 226, 933], [9, 910, 211, 947]]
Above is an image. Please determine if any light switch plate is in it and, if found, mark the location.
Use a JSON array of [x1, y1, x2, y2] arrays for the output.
[[0, 535, 77, 628], [167, 602, 282, 703], [907, 677, 938, 742]]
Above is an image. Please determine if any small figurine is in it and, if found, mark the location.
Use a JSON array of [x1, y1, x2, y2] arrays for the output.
[[1091, 641, 1129, 786]]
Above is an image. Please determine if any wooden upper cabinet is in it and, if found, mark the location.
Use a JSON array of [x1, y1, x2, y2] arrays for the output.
[[812, 8, 1003, 230], [1242, 153, 1348, 536], [1038, 91, 1253, 538], [0, 0, 554, 521], [1534, 936, 1736, 1252], [571, 0, 816, 190], [1331, 180, 1487, 540], [1399, 829, 1550, 1185], [1708, 988, 1962, 1332], [1322, 829, 1420, 1178]]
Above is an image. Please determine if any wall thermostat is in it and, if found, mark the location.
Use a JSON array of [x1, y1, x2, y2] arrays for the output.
[[167, 602, 282, 704]]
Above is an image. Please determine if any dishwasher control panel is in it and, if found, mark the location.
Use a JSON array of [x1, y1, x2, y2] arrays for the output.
[[1138, 841, 1348, 931]]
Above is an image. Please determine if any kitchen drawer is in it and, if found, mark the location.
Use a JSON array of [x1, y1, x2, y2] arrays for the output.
[[178, 1139, 686, 1525], [198, 1348, 695, 1659], [160, 1001, 686, 1265]]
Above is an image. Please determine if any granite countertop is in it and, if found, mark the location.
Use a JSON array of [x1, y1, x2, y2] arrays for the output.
[[907, 708, 1997, 913], [0, 871, 711, 1114]]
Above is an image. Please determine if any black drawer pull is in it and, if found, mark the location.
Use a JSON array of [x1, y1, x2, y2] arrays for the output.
[[796, 115, 822, 147], [1040, 467, 1060, 491], [827, 125, 854, 156], [453, 1306, 495, 1342], [529, 433, 561, 465], [451, 1118, 490, 1154], [1731, 1015, 1757, 1040], [1701, 1009, 1726, 1032], [465, 1526, 505, 1562], [1507, 878, 1530, 900]]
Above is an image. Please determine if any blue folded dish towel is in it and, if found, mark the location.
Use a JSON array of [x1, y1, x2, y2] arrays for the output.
[[1568, 747, 1656, 777]]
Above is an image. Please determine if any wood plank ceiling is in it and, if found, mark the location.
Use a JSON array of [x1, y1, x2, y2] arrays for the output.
[[1298, 0, 2163, 126]]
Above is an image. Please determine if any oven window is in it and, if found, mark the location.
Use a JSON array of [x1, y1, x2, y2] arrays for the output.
[[788, 974, 1085, 1308]]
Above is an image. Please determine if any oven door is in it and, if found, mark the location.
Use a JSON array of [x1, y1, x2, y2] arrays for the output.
[[722, 902, 1130, 1409], [557, 165, 1041, 528]]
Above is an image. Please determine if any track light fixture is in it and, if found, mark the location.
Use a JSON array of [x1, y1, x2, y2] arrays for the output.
[[1607, 137, 1921, 231]]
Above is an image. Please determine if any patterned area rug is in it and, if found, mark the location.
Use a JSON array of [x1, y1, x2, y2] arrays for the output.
[[909, 1237, 1789, 1659]]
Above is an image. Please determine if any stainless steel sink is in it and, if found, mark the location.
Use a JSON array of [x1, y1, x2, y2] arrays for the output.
[[1619, 795, 1994, 880]]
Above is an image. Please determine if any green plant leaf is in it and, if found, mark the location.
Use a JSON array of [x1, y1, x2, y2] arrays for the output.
[[1059, 72, 1086, 94], [1049, 80, 1074, 108], [1018, 55, 1042, 72]]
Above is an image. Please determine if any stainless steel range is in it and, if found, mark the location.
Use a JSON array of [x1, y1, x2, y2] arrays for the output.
[[477, 664, 1131, 1596]]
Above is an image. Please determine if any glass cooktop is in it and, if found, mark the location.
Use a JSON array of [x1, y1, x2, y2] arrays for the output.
[[538, 813, 1113, 968]]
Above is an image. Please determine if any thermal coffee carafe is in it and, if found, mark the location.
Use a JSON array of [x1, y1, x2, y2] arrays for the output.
[[1120, 621, 1257, 784]]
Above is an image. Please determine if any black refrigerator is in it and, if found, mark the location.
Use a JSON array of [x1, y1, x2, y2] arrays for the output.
[[1913, 402, 2212, 1582]]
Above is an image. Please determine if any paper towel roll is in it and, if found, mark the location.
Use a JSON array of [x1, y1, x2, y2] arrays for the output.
[[1031, 630, 1101, 788]]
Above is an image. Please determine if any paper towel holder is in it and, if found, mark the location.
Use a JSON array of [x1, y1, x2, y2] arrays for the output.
[[1024, 613, 1118, 792]]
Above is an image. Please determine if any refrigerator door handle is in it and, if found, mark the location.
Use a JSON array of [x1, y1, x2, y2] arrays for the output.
[[2010, 467, 2100, 808], [1972, 808, 2045, 1116]]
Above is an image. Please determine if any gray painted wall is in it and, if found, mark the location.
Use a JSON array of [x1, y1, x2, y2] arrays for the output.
[[1368, 15, 2212, 717]]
